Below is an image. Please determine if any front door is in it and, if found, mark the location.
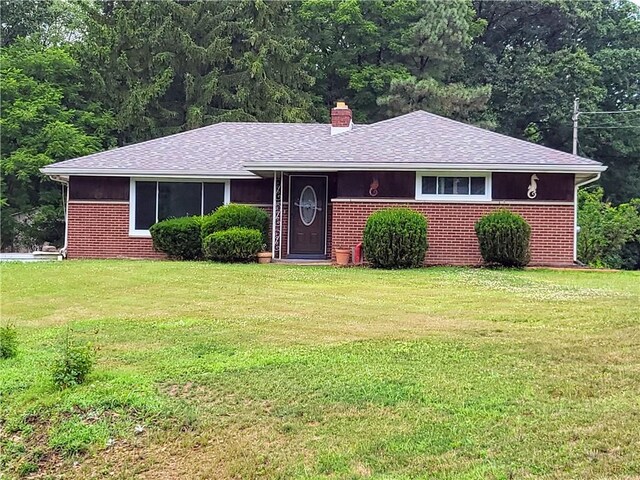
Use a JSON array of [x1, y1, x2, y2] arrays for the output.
[[289, 176, 327, 257]]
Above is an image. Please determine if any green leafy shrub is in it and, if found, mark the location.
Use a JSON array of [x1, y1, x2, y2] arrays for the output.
[[203, 227, 262, 262], [578, 188, 640, 268], [475, 210, 531, 267], [149, 216, 203, 260], [52, 329, 95, 389], [201, 204, 269, 245], [0, 324, 18, 359], [362, 208, 428, 269]]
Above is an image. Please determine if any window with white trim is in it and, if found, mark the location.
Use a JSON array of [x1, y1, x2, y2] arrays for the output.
[[415, 173, 490, 201], [130, 180, 228, 234]]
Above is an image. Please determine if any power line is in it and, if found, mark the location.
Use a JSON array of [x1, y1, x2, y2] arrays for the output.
[[580, 121, 640, 127], [580, 125, 640, 129], [579, 109, 640, 115], [573, 97, 640, 154]]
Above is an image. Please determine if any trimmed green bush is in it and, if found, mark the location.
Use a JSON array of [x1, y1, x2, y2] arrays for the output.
[[475, 210, 531, 267], [0, 324, 18, 359], [201, 204, 269, 245], [52, 329, 95, 389], [149, 216, 203, 260], [363, 208, 428, 269], [203, 227, 263, 262]]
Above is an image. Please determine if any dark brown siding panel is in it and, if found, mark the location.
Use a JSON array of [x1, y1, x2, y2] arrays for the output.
[[492, 173, 574, 201], [336, 171, 415, 198], [69, 176, 129, 201], [230, 178, 273, 204]]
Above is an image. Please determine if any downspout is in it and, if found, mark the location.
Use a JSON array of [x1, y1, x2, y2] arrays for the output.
[[574, 173, 601, 263], [49, 175, 69, 258]]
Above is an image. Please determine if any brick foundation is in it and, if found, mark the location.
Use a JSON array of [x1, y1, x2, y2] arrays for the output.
[[331, 201, 575, 266], [67, 202, 164, 259]]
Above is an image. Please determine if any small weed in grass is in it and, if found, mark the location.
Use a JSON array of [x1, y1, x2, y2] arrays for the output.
[[48, 417, 110, 455], [52, 327, 95, 389], [17, 460, 39, 476], [0, 323, 18, 359]]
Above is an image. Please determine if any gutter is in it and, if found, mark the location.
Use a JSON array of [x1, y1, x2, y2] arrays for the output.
[[243, 162, 607, 174], [574, 173, 602, 263], [39, 168, 257, 179], [48, 175, 69, 258]]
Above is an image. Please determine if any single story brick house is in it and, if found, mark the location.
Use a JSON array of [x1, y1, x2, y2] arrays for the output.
[[42, 103, 605, 266]]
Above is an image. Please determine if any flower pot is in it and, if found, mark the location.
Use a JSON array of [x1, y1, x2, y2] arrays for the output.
[[257, 251, 272, 264], [335, 248, 350, 266]]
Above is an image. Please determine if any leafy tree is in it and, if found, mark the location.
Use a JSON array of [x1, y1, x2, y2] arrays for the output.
[[299, 0, 415, 121], [577, 188, 640, 268], [0, 0, 54, 46], [300, 0, 490, 123], [583, 45, 640, 204], [0, 0, 86, 47], [0, 39, 112, 249], [466, 0, 640, 201]]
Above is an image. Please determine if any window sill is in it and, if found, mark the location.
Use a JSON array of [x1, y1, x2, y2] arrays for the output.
[[414, 196, 491, 202], [129, 231, 152, 238]]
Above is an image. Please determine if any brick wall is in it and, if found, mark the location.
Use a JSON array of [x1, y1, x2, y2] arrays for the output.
[[331, 201, 575, 266], [67, 202, 164, 259], [67, 199, 574, 266], [66, 201, 289, 260]]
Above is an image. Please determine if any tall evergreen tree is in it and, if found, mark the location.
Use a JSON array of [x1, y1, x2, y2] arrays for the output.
[[77, 0, 316, 145]]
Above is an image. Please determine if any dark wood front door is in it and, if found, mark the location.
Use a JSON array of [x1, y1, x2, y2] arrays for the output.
[[289, 176, 327, 257]]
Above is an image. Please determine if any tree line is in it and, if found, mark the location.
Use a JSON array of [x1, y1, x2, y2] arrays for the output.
[[1, 0, 639, 265]]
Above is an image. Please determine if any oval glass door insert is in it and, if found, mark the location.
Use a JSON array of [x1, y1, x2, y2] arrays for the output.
[[299, 185, 318, 226]]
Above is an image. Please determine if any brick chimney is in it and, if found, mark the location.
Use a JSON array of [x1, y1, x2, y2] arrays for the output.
[[331, 101, 353, 135]]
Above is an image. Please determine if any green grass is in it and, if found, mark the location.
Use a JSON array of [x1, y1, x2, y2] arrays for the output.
[[1, 261, 639, 479]]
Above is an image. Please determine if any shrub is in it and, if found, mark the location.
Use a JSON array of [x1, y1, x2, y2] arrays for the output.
[[201, 204, 269, 245], [0, 324, 18, 359], [203, 227, 263, 262], [149, 216, 203, 260], [362, 208, 428, 269], [52, 329, 95, 389], [475, 210, 531, 267], [577, 188, 640, 268]]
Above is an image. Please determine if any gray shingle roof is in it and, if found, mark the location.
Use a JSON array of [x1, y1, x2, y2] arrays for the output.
[[247, 111, 602, 169], [42, 123, 331, 177], [42, 110, 604, 177]]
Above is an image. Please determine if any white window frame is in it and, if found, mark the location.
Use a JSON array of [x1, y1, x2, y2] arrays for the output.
[[415, 171, 491, 202], [129, 178, 230, 237]]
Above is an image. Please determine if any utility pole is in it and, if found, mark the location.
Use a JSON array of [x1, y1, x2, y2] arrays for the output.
[[572, 97, 579, 155]]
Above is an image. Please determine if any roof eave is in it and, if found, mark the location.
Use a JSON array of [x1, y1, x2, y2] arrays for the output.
[[40, 167, 258, 179], [243, 162, 607, 173]]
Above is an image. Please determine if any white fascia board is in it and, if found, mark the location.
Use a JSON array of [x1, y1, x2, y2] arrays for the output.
[[40, 168, 257, 179], [243, 162, 607, 173]]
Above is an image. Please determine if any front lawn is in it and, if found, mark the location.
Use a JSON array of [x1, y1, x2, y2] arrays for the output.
[[1, 261, 639, 479]]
